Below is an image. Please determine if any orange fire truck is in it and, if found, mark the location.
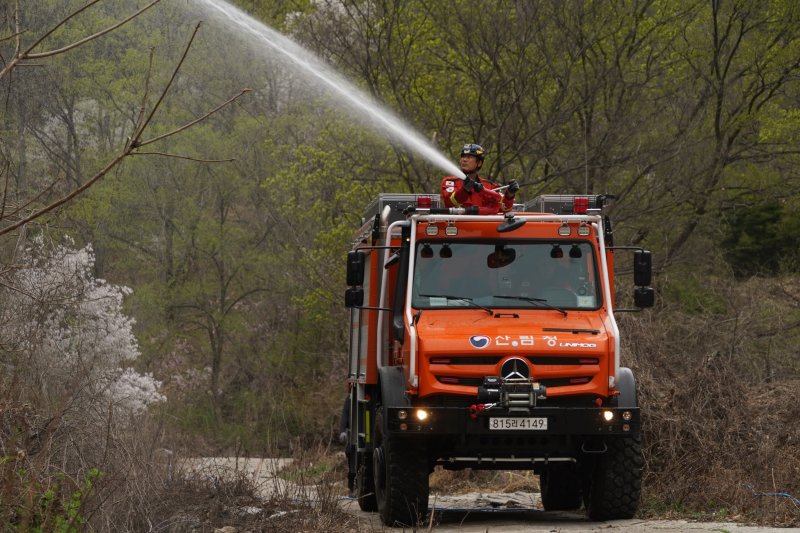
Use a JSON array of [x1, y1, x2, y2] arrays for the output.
[[344, 193, 653, 527]]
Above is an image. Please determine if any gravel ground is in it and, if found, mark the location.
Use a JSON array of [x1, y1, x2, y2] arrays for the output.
[[184, 457, 798, 532], [341, 495, 799, 533]]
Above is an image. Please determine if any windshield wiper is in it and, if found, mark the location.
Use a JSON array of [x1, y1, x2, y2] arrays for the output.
[[493, 295, 568, 317], [419, 293, 494, 316]]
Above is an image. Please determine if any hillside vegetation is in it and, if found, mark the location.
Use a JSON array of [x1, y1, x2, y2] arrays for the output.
[[0, 0, 798, 529]]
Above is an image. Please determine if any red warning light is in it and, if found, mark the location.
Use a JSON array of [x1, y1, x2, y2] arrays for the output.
[[574, 197, 589, 214]]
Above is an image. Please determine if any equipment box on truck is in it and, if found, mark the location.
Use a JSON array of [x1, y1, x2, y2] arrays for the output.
[[343, 193, 654, 527]]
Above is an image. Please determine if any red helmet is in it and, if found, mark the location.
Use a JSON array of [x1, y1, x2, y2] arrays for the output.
[[460, 143, 485, 160]]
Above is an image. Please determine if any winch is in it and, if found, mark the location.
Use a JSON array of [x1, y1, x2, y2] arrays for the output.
[[476, 374, 547, 413]]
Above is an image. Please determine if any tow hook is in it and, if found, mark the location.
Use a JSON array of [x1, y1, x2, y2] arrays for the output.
[[469, 404, 487, 420]]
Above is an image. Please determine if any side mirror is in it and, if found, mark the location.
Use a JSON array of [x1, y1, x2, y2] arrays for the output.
[[633, 250, 652, 286], [345, 287, 364, 308], [487, 247, 516, 268], [347, 250, 366, 286], [384, 252, 400, 269], [634, 286, 654, 308]]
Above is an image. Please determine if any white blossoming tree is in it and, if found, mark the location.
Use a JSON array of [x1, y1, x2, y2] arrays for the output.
[[2, 236, 164, 417]]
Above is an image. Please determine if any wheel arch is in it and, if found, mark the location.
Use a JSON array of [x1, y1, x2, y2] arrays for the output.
[[378, 366, 411, 408], [616, 367, 637, 407]]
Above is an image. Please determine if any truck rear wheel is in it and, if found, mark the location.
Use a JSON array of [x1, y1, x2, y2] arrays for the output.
[[372, 407, 429, 527], [584, 435, 643, 520], [540, 463, 582, 511], [355, 451, 377, 511]]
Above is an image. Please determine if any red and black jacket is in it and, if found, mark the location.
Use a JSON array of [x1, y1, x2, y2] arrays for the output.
[[440, 175, 514, 214]]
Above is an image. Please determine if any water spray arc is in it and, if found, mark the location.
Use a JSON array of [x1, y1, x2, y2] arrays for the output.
[[196, 0, 464, 178]]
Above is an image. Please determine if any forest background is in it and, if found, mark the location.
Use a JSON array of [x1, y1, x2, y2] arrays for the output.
[[1, 0, 799, 529]]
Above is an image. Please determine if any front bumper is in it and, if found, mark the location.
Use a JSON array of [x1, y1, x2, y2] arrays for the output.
[[385, 406, 640, 436]]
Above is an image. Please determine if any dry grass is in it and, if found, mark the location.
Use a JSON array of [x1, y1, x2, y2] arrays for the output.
[[160, 450, 361, 533], [0, 378, 170, 531], [623, 275, 800, 526], [0, 373, 358, 532], [429, 468, 538, 495]]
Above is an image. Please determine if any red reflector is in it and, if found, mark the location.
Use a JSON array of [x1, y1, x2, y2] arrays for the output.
[[578, 358, 599, 364], [439, 377, 460, 384], [430, 358, 451, 364], [364, 393, 372, 401], [417, 197, 432, 208], [569, 377, 590, 384], [574, 197, 589, 214]]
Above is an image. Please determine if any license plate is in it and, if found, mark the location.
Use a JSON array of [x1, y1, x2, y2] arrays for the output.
[[489, 417, 548, 430]]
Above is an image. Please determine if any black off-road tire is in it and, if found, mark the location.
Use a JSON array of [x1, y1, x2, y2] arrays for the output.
[[356, 451, 377, 512], [540, 463, 582, 511], [373, 408, 429, 527], [585, 435, 643, 520]]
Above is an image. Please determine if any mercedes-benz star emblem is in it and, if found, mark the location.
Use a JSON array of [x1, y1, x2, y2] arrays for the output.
[[500, 357, 530, 380]]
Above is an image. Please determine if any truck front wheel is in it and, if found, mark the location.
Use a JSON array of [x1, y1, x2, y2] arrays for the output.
[[584, 435, 643, 520], [372, 407, 429, 527], [540, 463, 582, 511]]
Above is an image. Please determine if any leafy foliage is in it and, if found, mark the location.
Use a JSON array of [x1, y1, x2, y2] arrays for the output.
[[2, 0, 800, 524], [722, 200, 800, 278]]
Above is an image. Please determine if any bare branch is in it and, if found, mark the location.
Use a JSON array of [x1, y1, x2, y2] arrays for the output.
[[2, 176, 59, 222], [26, 0, 161, 60], [130, 152, 235, 164], [0, 278, 45, 303], [0, 153, 127, 238], [132, 48, 156, 136], [0, 19, 247, 238], [138, 89, 252, 147], [0, 160, 9, 222], [16, 0, 103, 56], [129, 22, 203, 148], [0, 0, 160, 80], [0, 30, 23, 45]]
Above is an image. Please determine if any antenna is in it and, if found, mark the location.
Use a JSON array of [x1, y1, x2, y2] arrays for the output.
[[583, 113, 589, 195]]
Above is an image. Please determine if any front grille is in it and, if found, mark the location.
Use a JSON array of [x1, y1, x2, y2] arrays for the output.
[[528, 356, 599, 365], [429, 356, 599, 366], [436, 376, 484, 386], [436, 375, 593, 389], [429, 356, 502, 365], [540, 376, 593, 387]]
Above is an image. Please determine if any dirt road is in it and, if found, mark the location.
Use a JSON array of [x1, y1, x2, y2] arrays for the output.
[[184, 457, 797, 532], [341, 491, 796, 532]]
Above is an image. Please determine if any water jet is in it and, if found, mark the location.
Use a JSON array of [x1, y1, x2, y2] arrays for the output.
[[194, 0, 464, 178]]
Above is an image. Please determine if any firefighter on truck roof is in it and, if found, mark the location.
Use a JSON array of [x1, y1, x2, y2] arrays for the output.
[[440, 143, 520, 215]]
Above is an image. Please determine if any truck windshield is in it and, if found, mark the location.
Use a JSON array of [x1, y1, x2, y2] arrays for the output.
[[411, 241, 601, 310]]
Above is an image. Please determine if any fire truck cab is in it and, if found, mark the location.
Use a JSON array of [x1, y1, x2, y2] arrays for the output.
[[344, 193, 653, 527]]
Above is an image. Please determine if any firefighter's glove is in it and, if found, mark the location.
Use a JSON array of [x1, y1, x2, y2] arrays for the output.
[[338, 431, 347, 445], [506, 179, 520, 197], [463, 177, 483, 193]]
